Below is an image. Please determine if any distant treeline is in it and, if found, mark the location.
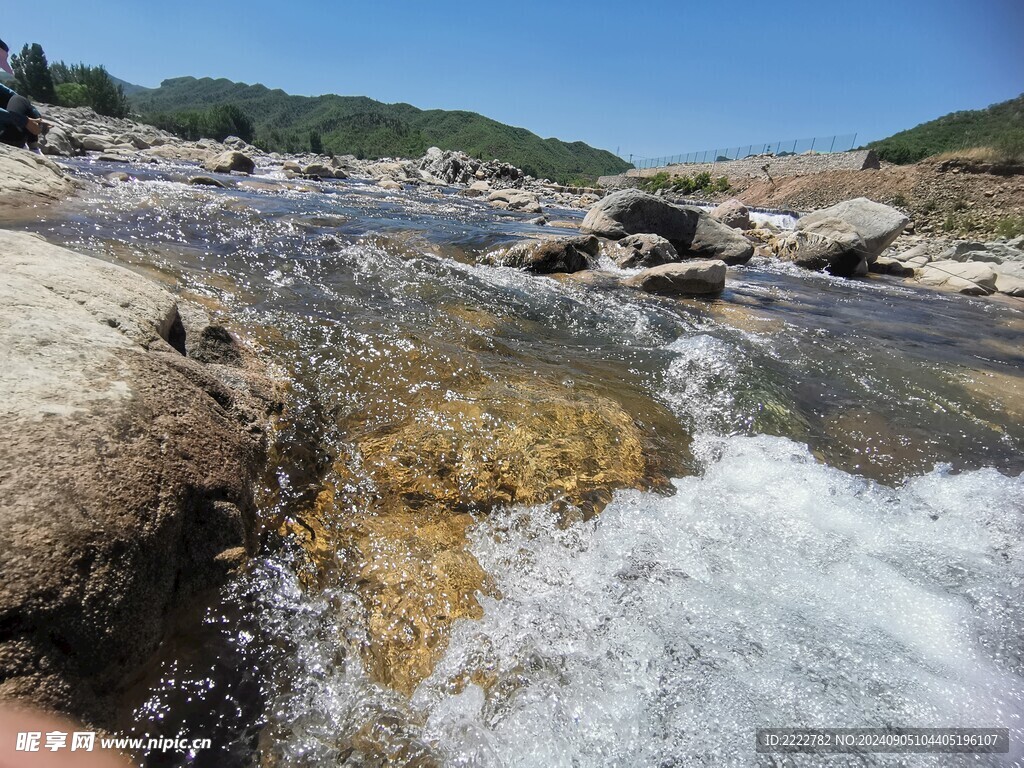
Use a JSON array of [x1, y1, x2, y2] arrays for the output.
[[869, 93, 1024, 164], [9, 43, 128, 118], [148, 104, 255, 143], [130, 77, 632, 184]]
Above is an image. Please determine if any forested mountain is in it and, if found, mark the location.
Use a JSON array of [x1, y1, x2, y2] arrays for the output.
[[131, 77, 631, 182], [869, 94, 1024, 164]]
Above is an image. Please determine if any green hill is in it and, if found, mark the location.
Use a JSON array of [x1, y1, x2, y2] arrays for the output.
[[130, 77, 631, 183], [868, 93, 1024, 164]]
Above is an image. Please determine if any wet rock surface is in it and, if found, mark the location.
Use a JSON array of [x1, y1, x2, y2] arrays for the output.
[[0, 231, 279, 726], [624, 260, 727, 296]]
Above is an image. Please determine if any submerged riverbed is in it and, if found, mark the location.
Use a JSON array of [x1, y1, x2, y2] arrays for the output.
[[14, 160, 1024, 766]]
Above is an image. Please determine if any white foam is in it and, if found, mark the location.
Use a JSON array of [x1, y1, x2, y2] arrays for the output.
[[412, 436, 1024, 766]]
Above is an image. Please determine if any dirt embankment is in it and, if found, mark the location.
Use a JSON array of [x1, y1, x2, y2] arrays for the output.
[[727, 160, 1024, 237]]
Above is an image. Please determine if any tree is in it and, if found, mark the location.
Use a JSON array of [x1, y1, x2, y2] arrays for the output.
[[76, 65, 128, 118], [55, 82, 90, 107], [48, 61, 129, 117], [11, 43, 56, 103], [309, 130, 323, 155]]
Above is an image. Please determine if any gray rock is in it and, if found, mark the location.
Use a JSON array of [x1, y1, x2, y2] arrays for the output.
[[615, 234, 679, 269], [892, 243, 932, 268], [797, 198, 908, 262], [302, 163, 335, 179], [691, 214, 756, 265], [562, 269, 624, 289], [869, 256, 916, 277], [485, 235, 598, 274], [915, 260, 997, 295], [955, 250, 1002, 264], [624, 260, 727, 296], [710, 198, 752, 230], [995, 272, 1024, 296], [0, 144, 76, 213], [778, 217, 869, 277], [188, 175, 228, 188], [39, 126, 77, 157], [462, 180, 491, 198], [487, 189, 542, 213], [940, 241, 988, 261], [582, 189, 698, 241], [78, 134, 112, 152], [203, 150, 255, 175]]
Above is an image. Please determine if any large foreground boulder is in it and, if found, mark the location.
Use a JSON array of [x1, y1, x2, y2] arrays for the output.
[[624, 260, 727, 296], [797, 198, 907, 263], [0, 144, 77, 214], [0, 232, 278, 725], [581, 189, 753, 264], [484, 235, 598, 274]]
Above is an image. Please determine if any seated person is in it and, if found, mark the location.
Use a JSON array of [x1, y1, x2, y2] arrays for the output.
[[0, 45, 46, 149]]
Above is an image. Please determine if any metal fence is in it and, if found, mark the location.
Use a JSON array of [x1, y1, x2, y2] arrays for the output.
[[632, 133, 859, 170]]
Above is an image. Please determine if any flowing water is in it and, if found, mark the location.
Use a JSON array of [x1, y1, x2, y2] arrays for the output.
[[12, 160, 1024, 767]]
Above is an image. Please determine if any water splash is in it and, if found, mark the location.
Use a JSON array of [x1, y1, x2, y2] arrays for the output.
[[412, 436, 1024, 767]]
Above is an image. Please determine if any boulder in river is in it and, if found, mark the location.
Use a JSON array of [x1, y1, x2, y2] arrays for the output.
[[580, 189, 753, 264], [614, 234, 680, 269], [797, 198, 907, 263], [710, 198, 752, 230], [188, 175, 228, 188], [485, 235, 598, 274], [487, 189, 542, 214], [0, 231, 278, 725], [691, 214, 756, 265], [301, 163, 336, 179], [624, 260, 727, 296], [777, 217, 870, 277], [582, 189, 696, 241], [203, 150, 256, 175]]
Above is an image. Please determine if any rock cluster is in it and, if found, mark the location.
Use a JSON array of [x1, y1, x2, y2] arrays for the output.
[[478, 190, 755, 297], [581, 189, 754, 265], [418, 146, 522, 187], [880, 236, 1024, 296]]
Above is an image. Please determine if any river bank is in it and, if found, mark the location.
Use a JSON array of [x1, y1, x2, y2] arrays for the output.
[[0, 108, 1022, 766]]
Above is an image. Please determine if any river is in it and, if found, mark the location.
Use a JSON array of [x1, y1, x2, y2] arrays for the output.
[[14, 159, 1024, 767]]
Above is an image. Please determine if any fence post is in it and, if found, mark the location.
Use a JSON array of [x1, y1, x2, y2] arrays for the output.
[[851, 133, 857, 150], [810, 137, 816, 151], [829, 135, 836, 153]]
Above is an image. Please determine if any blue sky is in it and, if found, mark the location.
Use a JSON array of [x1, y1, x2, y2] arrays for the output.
[[4, 0, 1022, 160]]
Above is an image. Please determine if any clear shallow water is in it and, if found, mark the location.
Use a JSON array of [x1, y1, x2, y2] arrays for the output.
[[12, 160, 1024, 766]]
